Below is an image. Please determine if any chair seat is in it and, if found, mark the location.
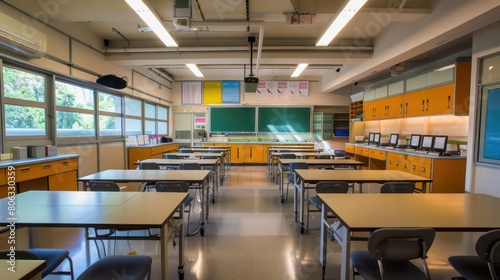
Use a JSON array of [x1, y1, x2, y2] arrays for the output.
[[77, 255, 152, 280], [351, 250, 429, 280], [28, 248, 71, 278], [448, 255, 500, 280]]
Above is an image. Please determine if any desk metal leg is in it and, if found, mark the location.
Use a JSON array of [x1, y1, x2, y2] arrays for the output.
[[339, 226, 352, 280], [160, 220, 170, 279], [299, 179, 305, 233], [177, 205, 185, 279], [320, 204, 328, 279], [293, 173, 298, 222]]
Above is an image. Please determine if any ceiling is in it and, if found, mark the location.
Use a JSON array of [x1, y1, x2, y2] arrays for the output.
[[1, 0, 485, 93]]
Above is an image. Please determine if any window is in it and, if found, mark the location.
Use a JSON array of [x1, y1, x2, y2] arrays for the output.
[[3, 66, 47, 137], [55, 81, 96, 137], [158, 106, 168, 135], [125, 97, 142, 136], [98, 92, 122, 136], [477, 52, 500, 166]]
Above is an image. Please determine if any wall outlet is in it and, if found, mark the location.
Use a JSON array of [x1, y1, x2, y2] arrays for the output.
[[0, 153, 12, 160]]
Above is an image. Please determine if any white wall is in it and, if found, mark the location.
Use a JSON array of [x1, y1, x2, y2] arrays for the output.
[[467, 21, 500, 196]]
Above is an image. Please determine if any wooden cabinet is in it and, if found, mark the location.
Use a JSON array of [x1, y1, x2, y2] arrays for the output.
[[363, 100, 378, 121], [127, 143, 179, 169], [0, 155, 80, 198], [404, 83, 455, 117], [230, 144, 264, 164]]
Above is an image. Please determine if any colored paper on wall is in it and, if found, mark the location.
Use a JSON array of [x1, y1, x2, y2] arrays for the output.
[[203, 81, 222, 104]]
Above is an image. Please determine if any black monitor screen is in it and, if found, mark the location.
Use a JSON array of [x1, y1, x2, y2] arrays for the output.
[[369, 133, 375, 144], [373, 133, 381, 144], [433, 136, 448, 152], [410, 134, 421, 149], [421, 135, 434, 150], [389, 133, 399, 146]]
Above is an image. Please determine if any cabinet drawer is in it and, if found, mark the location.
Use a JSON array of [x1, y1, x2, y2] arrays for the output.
[[370, 150, 386, 161], [16, 158, 78, 182], [407, 155, 431, 165], [0, 168, 5, 185], [345, 145, 355, 154]]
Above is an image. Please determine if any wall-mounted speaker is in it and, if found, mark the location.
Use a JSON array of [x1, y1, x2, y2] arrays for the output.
[[96, 74, 128, 89]]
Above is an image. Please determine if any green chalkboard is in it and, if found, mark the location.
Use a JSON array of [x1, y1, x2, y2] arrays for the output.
[[210, 107, 256, 132], [258, 107, 311, 132]]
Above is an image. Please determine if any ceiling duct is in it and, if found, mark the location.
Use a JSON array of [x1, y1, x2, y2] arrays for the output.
[[173, 0, 192, 30]]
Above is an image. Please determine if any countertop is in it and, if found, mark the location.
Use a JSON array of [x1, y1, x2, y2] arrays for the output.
[[0, 154, 80, 168], [203, 141, 316, 144], [345, 143, 466, 159]]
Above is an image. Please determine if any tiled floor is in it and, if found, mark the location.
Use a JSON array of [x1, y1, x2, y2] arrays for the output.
[[1, 165, 480, 279]]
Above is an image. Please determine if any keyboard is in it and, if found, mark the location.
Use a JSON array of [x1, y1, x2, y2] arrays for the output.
[[414, 150, 429, 154], [404, 149, 416, 152]]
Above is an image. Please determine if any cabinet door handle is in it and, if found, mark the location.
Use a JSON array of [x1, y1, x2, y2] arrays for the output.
[[400, 103, 403, 115], [389, 159, 392, 164], [19, 167, 31, 172], [412, 165, 416, 170], [421, 100, 425, 111], [426, 99, 429, 111], [61, 161, 70, 165], [422, 167, 426, 173], [250, 148, 253, 158], [43, 164, 52, 169], [447, 95, 451, 109], [404, 163, 407, 168], [405, 102, 408, 114], [237, 148, 239, 158], [395, 161, 399, 166]]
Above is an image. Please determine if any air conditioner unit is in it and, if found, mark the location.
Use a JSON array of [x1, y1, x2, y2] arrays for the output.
[[0, 12, 47, 59], [173, 17, 191, 31]]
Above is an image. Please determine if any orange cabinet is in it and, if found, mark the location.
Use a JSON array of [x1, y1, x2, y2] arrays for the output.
[[127, 143, 179, 169], [404, 83, 455, 117]]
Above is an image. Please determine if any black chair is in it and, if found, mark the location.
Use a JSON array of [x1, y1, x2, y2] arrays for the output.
[[284, 162, 309, 203], [314, 154, 334, 169], [306, 181, 349, 231], [163, 153, 179, 159], [351, 227, 436, 280], [88, 181, 155, 257], [380, 182, 416, 193], [77, 255, 152, 280], [139, 162, 161, 191], [155, 181, 194, 235], [180, 162, 202, 170], [0, 249, 75, 279], [448, 229, 500, 280]]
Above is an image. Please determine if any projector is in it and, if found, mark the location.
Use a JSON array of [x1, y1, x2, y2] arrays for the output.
[[244, 76, 259, 92]]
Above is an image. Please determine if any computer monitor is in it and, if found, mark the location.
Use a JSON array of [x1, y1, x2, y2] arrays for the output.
[[409, 134, 422, 149], [389, 133, 399, 147], [433, 135, 448, 154], [421, 135, 434, 151], [373, 133, 381, 145], [368, 132, 375, 144]]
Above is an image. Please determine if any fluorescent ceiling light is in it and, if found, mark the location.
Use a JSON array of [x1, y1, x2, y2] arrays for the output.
[[186, 64, 204, 77], [434, 64, 455, 71], [316, 0, 367, 46], [125, 0, 178, 47], [291, 63, 309, 77]]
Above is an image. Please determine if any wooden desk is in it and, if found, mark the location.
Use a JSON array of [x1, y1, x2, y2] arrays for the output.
[[2, 259, 45, 280], [294, 169, 432, 233], [179, 147, 230, 173], [78, 169, 210, 236], [277, 159, 364, 203], [317, 193, 500, 280], [139, 158, 220, 203], [0, 191, 187, 279], [168, 152, 225, 184], [270, 151, 331, 182]]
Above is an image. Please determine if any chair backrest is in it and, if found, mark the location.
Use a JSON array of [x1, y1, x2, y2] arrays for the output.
[[89, 181, 120, 192], [475, 229, 500, 263], [140, 162, 160, 170], [163, 154, 179, 159], [180, 162, 202, 170], [280, 153, 297, 159], [315, 181, 349, 194], [289, 162, 309, 172], [368, 227, 436, 262], [0, 250, 38, 260], [180, 149, 192, 153], [155, 181, 189, 193], [314, 155, 332, 159], [380, 182, 415, 193]]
